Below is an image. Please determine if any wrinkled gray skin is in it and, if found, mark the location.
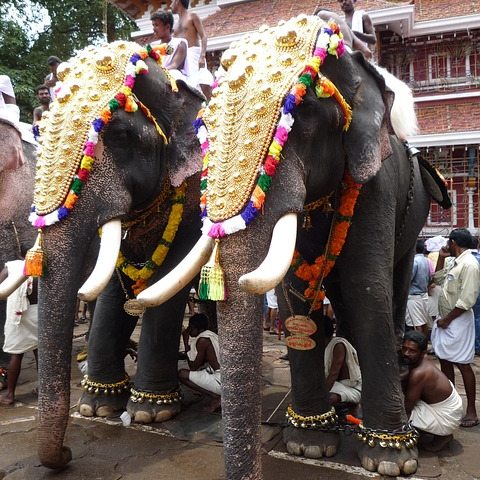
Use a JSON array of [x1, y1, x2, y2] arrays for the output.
[[211, 51, 431, 478], [0, 121, 37, 366], [35, 58, 203, 469]]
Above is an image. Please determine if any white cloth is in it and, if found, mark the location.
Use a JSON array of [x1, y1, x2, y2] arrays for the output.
[[425, 236, 448, 253], [330, 380, 362, 403], [266, 289, 278, 309], [3, 260, 38, 354], [431, 309, 475, 363], [186, 46, 214, 87], [0, 75, 15, 104], [351, 10, 365, 34], [325, 337, 362, 402], [405, 293, 431, 327], [186, 330, 221, 395], [427, 284, 442, 319], [410, 384, 463, 436]]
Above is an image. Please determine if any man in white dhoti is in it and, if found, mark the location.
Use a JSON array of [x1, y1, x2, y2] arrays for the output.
[[324, 317, 362, 406], [0, 260, 38, 405], [179, 313, 221, 412], [172, 0, 213, 99], [405, 239, 432, 336], [431, 228, 480, 427], [402, 331, 463, 452]]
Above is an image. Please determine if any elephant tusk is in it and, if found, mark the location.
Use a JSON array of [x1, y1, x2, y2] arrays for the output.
[[137, 235, 214, 307], [239, 213, 297, 294], [77, 219, 122, 302], [0, 265, 28, 299]]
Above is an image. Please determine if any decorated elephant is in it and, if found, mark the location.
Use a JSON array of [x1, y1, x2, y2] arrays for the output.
[[0, 115, 37, 369], [138, 14, 450, 479], [1, 42, 205, 468]]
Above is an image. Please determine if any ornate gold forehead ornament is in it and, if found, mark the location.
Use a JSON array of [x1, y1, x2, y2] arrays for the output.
[[192, 15, 349, 301], [24, 42, 174, 277]]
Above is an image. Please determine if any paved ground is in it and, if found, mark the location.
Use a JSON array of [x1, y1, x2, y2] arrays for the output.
[[1, 315, 480, 480]]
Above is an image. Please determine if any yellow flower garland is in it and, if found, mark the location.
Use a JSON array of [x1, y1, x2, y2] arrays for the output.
[[116, 183, 186, 295]]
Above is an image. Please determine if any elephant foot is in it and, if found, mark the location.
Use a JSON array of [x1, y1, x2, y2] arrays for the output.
[[283, 425, 339, 458], [358, 443, 418, 476], [78, 390, 130, 418], [127, 387, 182, 424], [128, 398, 181, 424], [39, 445, 73, 470]]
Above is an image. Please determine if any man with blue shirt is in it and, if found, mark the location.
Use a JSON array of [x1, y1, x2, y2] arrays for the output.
[[405, 239, 431, 336]]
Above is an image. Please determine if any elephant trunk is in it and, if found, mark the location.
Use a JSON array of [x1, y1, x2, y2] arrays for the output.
[[217, 228, 268, 480], [36, 225, 90, 469]]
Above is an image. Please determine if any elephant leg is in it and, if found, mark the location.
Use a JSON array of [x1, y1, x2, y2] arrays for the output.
[[277, 284, 340, 458], [127, 285, 190, 424], [392, 248, 415, 347], [338, 261, 418, 476], [79, 275, 137, 417]]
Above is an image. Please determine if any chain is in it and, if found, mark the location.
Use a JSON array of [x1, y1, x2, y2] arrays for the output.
[[116, 269, 131, 300], [395, 144, 416, 246], [81, 373, 130, 395], [130, 387, 182, 405], [285, 404, 419, 447], [301, 193, 334, 229]]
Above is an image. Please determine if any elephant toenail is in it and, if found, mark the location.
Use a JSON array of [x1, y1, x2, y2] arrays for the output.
[[304, 446, 322, 459], [361, 456, 376, 472], [378, 461, 400, 477], [403, 459, 418, 475], [286, 442, 302, 456]]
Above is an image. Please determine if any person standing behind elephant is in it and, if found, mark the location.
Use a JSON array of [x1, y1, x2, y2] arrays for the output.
[[405, 239, 431, 337], [44, 56, 62, 100], [0, 259, 38, 405], [32, 85, 50, 126], [179, 313, 221, 412], [469, 237, 480, 356], [431, 228, 480, 428]]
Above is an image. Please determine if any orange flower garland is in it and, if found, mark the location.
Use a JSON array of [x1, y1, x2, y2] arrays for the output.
[[292, 170, 362, 309]]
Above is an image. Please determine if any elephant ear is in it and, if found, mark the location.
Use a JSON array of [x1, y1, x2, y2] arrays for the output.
[[167, 80, 204, 187], [344, 52, 394, 184]]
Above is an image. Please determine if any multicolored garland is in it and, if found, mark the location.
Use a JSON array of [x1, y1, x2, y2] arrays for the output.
[[24, 43, 173, 277], [291, 170, 362, 310], [193, 21, 346, 300], [116, 183, 186, 296]]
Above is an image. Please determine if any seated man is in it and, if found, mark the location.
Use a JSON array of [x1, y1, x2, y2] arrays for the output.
[[402, 330, 463, 452], [178, 313, 221, 412], [324, 316, 362, 408], [150, 10, 189, 81]]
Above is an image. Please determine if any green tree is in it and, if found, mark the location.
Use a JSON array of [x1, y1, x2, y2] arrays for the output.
[[0, 0, 135, 122]]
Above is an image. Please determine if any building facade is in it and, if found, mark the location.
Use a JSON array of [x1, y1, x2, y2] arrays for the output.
[[110, 0, 480, 236]]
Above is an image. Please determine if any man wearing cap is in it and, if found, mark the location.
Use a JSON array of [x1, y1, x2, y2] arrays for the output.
[[44, 56, 62, 100]]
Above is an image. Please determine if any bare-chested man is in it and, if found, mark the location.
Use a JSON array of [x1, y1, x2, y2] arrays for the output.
[[172, 0, 207, 68], [179, 313, 221, 412], [32, 85, 50, 126], [338, 0, 376, 56], [402, 330, 463, 452]]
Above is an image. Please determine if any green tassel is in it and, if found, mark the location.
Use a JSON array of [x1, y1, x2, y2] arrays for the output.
[[198, 239, 226, 301]]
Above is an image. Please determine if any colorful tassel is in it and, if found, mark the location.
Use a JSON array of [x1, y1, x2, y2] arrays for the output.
[[198, 239, 226, 301], [24, 230, 46, 277]]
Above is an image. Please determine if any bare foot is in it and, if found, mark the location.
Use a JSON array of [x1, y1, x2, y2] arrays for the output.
[[204, 396, 221, 413], [460, 416, 479, 428], [422, 434, 453, 452], [0, 393, 14, 405]]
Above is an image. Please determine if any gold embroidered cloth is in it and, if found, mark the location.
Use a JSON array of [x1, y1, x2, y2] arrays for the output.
[[202, 14, 323, 222], [33, 41, 140, 215]]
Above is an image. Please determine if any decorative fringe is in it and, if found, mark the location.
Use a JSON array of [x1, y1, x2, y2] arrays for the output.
[[24, 230, 46, 277], [198, 239, 226, 301]]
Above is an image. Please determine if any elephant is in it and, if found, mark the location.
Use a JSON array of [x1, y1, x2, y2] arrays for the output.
[[0, 41, 205, 469], [137, 15, 450, 479], [0, 117, 37, 368]]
